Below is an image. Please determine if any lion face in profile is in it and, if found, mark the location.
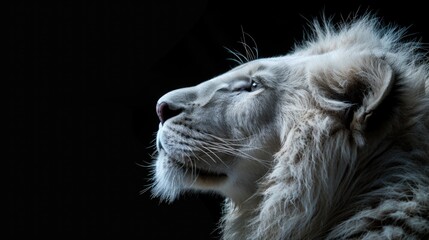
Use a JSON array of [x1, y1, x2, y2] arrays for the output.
[[153, 59, 283, 203], [151, 16, 429, 239]]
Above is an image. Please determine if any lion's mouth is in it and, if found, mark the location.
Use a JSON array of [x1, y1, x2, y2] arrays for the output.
[[194, 167, 227, 179], [158, 140, 228, 185], [171, 158, 228, 184]]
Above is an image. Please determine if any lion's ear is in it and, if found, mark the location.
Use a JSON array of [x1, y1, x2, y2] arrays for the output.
[[310, 56, 395, 143], [349, 58, 394, 134]]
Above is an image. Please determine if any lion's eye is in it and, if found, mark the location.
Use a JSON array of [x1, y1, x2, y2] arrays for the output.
[[232, 79, 260, 92], [250, 81, 259, 91]]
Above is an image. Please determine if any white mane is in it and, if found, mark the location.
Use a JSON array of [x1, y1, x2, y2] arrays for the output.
[[221, 17, 429, 239]]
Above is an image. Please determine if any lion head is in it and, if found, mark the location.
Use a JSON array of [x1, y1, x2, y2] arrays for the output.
[[151, 16, 429, 239]]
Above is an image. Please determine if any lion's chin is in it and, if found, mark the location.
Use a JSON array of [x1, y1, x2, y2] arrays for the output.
[[153, 149, 230, 202]]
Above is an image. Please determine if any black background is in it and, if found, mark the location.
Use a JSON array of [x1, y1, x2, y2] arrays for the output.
[[8, 1, 428, 239]]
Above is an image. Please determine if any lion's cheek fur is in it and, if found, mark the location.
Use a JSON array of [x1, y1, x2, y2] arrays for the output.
[[225, 92, 280, 137]]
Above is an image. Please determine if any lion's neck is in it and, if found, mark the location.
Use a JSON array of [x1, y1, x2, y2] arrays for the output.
[[223, 116, 348, 239], [222, 115, 397, 239]]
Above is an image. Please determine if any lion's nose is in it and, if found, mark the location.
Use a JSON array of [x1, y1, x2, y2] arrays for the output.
[[156, 102, 183, 124]]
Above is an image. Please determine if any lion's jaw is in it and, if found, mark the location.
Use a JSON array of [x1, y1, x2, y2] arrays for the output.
[[152, 59, 285, 204]]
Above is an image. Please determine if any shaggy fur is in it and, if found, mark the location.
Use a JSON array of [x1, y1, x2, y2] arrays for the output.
[[152, 15, 429, 239]]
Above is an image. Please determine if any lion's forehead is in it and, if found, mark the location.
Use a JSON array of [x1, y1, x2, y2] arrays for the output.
[[199, 57, 300, 88]]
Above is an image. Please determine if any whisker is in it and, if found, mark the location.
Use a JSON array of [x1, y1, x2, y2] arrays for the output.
[[193, 144, 230, 168], [226, 57, 245, 65], [203, 140, 268, 154], [203, 132, 253, 143], [186, 154, 199, 187], [224, 28, 259, 66], [240, 27, 259, 61], [243, 31, 259, 60], [186, 145, 212, 166], [201, 141, 270, 167], [136, 161, 150, 169], [233, 49, 249, 63], [197, 145, 220, 163], [200, 145, 230, 168], [240, 26, 252, 61], [239, 40, 252, 62], [224, 47, 245, 65]]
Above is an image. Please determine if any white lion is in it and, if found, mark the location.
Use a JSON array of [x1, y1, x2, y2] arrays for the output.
[[151, 15, 429, 239]]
